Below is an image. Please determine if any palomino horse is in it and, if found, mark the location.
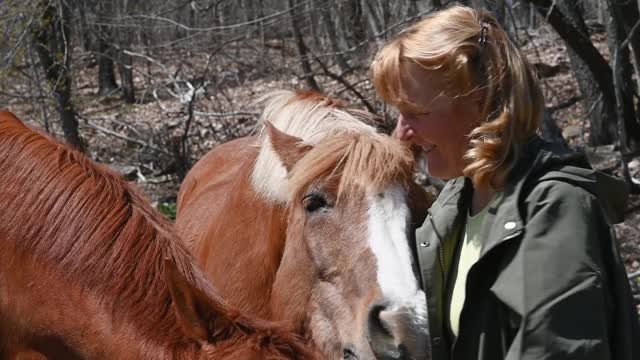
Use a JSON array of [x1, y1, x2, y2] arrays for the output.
[[0, 112, 315, 360], [177, 90, 433, 359]]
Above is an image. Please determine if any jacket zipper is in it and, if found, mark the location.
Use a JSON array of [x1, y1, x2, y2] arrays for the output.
[[438, 240, 446, 277]]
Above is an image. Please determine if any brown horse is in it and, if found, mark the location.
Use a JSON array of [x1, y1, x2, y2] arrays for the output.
[[0, 112, 315, 360], [177, 91, 433, 359]]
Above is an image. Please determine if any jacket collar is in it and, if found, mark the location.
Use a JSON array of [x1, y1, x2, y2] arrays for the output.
[[427, 177, 469, 243], [476, 137, 549, 256], [429, 136, 548, 257]]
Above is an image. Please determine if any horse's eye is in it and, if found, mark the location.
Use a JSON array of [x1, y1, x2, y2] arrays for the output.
[[302, 193, 327, 213]]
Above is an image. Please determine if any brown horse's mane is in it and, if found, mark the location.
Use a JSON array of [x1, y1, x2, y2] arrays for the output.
[[0, 112, 310, 357], [287, 131, 414, 203]]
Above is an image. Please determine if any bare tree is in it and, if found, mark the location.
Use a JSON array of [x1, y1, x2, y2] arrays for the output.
[[289, 0, 320, 91], [605, 0, 640, 152], [116, 0, 135, 103], [95, 1, 119, 96], [30, 0, 83, 150], [526, 0, 622, 146]]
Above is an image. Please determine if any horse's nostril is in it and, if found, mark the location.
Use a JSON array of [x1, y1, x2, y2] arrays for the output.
[[368, 304, 401, 359], [368, 303, 393, 338], [368, 305, 416, 359], [343, 347, 358, 360]]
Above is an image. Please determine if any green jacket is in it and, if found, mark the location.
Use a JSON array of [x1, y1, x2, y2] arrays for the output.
[[415, 136, 640, 359]]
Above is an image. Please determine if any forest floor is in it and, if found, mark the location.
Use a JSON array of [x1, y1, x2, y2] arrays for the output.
[[3, 23, 639, 298]]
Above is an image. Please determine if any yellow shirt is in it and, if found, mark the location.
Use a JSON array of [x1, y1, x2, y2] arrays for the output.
[[448, 204, 490, 339]]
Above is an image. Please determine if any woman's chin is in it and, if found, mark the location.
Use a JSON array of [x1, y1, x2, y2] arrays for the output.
[[424, 163, 458, 180]]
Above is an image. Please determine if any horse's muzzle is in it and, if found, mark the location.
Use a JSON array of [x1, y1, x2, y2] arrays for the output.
[[367, 302, 430, 360]]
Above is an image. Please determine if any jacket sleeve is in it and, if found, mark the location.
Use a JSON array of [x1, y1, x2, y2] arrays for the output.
[[497, 180, 614, 360]]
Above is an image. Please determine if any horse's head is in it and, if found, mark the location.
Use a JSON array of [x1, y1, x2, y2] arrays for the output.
[[266, 123, 431, 360]]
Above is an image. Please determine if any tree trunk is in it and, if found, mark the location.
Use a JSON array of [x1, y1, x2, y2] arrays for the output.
[[117, 0, 135, 103], [31, 0, 83, 151], [362, 0, 383, 41], [333, 1, 351, 56], [484, 0, 506, 26], [429, 0, 442, 10], [529, 2, 537, 29], [78, 0, 94, 52], [309, 1, 323, 49], [407, 0, 418, 17], [96, 0, 118, 97], [318, 0, 350, 71], [118, 46, 135, 103], [527, 0, 619, 146], [288, 0, 320, 91], [562, 1, 618, 146], [606, 0, 640, 152], [347, 0, 366, 48], [541, 109, 569, 149]]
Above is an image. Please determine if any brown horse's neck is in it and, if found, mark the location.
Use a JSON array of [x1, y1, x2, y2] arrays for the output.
[[0, 113, 238, 359], [0, 113, 312, 359]]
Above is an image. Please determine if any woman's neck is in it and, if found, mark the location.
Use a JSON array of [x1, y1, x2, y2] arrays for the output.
[[470, 185, 494, 216]]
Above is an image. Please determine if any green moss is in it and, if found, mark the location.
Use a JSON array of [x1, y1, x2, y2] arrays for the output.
[[157, 201, 177, 221]]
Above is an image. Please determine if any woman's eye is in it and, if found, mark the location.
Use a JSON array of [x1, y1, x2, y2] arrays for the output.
[[303, 194, 327, 213]]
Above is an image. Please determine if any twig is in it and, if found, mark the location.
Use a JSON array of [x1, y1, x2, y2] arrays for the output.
[[194, 110, 260, 117], [579, 93, 603, 147], [124, 0, 315, 32], [545, 0, 558, 21], [629, 270, 640, 280], [77, 118, 171, 156], [0, 3, 43, 69], [547, 96, 582, 113], [312, 54, 377, 114]]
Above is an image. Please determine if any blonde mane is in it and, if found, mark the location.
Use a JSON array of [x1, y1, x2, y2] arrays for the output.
[[251, 90, 380, 203], [287, 132, 414, 204]]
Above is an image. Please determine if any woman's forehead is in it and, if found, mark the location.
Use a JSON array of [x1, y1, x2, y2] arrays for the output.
[[398, 64, 451, 110]]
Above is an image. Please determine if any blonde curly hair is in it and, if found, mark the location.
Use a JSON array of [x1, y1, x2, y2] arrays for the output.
[[371, 5, 543, 189]]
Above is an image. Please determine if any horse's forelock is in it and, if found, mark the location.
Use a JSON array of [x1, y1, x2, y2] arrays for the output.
[[287, 133, 414, 205], [250, 90, 379, 203]]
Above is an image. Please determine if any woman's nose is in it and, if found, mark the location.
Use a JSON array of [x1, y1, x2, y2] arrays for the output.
[[394, 114, 415, 141]]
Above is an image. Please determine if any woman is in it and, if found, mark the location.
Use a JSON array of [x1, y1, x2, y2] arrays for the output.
[[371, 5, 639, 360]]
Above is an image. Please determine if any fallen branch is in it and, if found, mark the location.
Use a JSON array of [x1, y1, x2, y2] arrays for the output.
[[195, 110, 259, 117], [77, 116, 171, 156], [547, 96, 582, 113]]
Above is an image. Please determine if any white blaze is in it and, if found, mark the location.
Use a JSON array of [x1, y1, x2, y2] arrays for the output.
[[367, 184, 427, 319]]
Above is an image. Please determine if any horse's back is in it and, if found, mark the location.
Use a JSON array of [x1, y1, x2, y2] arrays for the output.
[[0, 111, 23, 127], [176, 136, 286, 318]]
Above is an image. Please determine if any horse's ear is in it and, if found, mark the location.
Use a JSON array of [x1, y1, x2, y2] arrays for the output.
[[165, 259, 235, 343], [265, 121, 312, 172]]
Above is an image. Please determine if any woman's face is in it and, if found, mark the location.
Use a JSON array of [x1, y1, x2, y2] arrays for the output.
[[394, 63, 480, 180]]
